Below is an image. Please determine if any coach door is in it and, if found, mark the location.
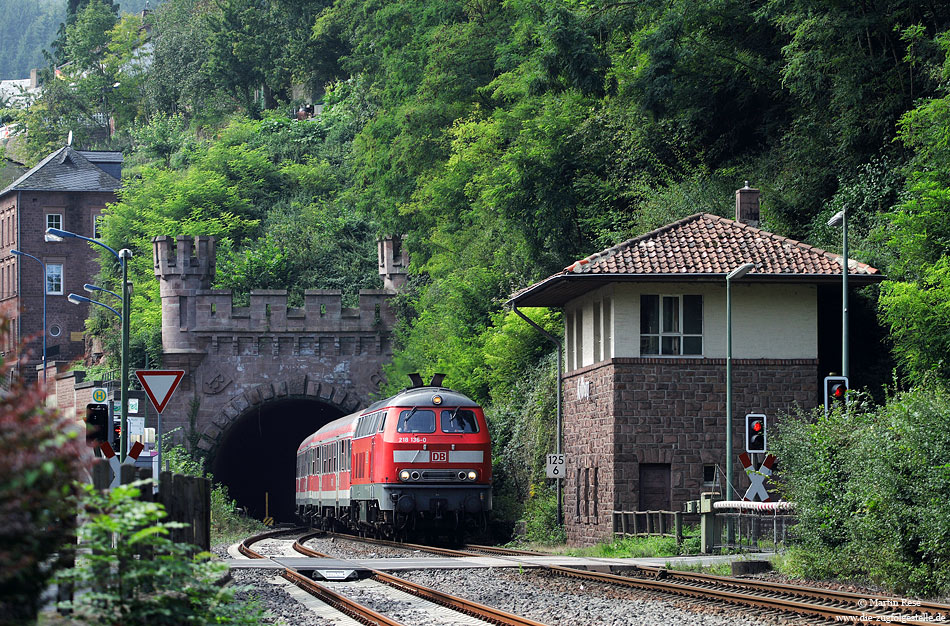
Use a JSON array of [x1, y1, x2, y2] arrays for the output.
[[638, 463, 671, 511]]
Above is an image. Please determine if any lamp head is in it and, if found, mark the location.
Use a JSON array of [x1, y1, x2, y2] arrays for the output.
[[45, 227, 71, 241], [827, 210, 845, 228], [10, 249, 22, 257], [67, 294, 86, 305], [727, 262, 756, 281]]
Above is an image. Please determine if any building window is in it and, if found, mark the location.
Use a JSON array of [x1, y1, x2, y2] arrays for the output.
[[565, 312, 574, 370], [593, 301, 601, 362], [94, 215, 104, 239], [703, 464, 717, 486], [640, 294, 703, 356], [46, 263, 63, 295], [46, 213, 62, 232], [574, 309, 583, 368]]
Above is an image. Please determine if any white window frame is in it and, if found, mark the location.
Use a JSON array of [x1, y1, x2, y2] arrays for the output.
[[46, 263, 64, 295], [46, 213, 62, 232], [640, 294, 703, 356]]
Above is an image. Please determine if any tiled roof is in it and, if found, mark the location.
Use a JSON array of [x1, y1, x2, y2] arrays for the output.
[[510, 213, 883, 307], [0, 146, 121, 195]]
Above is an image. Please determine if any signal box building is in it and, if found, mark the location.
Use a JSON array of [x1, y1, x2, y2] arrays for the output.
[[509, 186, 884, 545], [0, 146, 122, 379]]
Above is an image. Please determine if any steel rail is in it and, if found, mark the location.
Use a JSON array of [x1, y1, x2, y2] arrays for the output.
[[304, 531, 950, 624], [241, 529, 408, 625], [282, 569, 406, 626], [545, 564, 939, 625], [293, 536, 550, 626]]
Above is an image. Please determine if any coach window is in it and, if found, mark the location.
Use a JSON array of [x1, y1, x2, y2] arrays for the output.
[[397, 409, 436, 434], [441, 409, 478, 433]]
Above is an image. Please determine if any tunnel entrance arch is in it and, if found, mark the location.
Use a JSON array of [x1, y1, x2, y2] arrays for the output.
[[209, 396, 347, 522]]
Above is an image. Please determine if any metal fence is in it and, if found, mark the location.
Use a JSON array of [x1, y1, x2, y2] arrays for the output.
[[709, 500, 796, 553], [612, 510, 694, 546]]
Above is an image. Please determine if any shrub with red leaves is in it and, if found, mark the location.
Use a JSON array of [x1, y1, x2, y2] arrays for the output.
[[0, 322, 87, 624]]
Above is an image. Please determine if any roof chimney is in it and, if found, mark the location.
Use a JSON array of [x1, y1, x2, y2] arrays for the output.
[[735, 181, 760, 227]]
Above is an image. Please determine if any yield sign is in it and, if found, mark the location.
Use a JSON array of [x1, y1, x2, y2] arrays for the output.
[[739, 452, 776, 502], [135, 370, 185, 413]]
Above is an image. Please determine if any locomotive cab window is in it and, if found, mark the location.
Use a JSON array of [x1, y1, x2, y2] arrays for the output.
[[441, 409, 478, 433], [397, 409, 436, 433]]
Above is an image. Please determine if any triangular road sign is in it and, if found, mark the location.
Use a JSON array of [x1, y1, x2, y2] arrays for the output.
[[135, 370, 185, 413]]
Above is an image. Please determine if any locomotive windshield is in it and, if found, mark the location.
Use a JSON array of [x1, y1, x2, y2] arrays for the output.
[[441, 409, 479, 433], [397, 408, 436, 433]]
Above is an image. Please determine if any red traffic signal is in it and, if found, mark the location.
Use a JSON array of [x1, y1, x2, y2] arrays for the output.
[[745, 413, 767, 453], [824, 376, 849, 417]]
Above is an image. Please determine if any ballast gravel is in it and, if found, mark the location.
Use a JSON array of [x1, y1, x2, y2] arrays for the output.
[[218, 540, 799, 625]]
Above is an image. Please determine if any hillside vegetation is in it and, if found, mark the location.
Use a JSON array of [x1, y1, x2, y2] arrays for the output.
[[6, 0, 950, 587]]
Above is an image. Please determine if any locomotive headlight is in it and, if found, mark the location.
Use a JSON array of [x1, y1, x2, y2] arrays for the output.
[[399, 470, 411, 482], [467, 470, 478, 481]]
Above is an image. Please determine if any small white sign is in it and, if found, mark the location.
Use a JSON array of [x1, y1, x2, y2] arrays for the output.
[[92, 387, 109, 404], [128, 398, 139, 414], [546, 453, 566, 479], [113, 401, 121, 414], [576, 377, 590, 400], [128, 417, 145, 436]]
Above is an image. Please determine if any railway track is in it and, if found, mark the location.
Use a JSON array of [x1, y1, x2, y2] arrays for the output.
[[299, 531, 950, 625], [240, 530, 549, 626]]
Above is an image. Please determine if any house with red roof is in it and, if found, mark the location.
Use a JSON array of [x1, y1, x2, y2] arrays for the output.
[[0, 146, 122, 380], [509, 185, 884, 546]]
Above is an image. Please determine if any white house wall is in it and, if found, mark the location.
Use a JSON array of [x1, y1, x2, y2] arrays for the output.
[[565, 282, 817, 368]]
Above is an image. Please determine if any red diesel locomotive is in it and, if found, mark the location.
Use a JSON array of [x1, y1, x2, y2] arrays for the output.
[[295, 378, 492, 536]]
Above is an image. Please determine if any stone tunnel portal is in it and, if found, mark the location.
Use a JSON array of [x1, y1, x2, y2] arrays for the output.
[[210, 398, 345, 522]]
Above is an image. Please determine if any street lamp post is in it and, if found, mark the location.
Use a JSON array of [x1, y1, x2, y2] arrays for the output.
[[47, 227, 132, 459], [827, 209, 849, 379], [726, 262, 755, 536], [10, 249, 47, 382]]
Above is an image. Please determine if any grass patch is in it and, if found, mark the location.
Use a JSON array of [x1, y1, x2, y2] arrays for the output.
[[565, 534, 682, 558]]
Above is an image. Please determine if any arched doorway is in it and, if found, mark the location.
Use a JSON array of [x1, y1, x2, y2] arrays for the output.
[[210, 397, 345, 522]]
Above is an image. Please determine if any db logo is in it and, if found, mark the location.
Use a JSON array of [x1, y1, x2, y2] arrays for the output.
[[431, 451, 447, 462]]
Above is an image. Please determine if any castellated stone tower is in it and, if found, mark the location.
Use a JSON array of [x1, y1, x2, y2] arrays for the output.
[[153, 235, 215, 351], [378, 235, 409, 292]]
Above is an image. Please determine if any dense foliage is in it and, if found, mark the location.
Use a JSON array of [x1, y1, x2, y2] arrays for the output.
[[772, 385, 950, 596], [57, 481, 270, 625], [8, 0, 950, 547], [0, 319, 86, 623]]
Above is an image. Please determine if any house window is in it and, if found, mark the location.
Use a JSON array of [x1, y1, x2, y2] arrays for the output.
[[565, 312, 574, 370], [46, 213, 62, 232], [94, 215, 104, 239], [593, 301, 601, 362], [703, 464, 717, 486], [46, 263, 63, 295], [640, 294, 703, 355]]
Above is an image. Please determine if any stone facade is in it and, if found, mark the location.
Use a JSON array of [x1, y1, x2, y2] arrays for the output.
[[151, 235, 401, 458], [562, 357, 818, 546]]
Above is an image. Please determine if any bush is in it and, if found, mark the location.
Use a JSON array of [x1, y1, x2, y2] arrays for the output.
[[162, 434, 264, 544], [57, 481, 270, 625], [519, 483, 566, 545], [0, 321, 86, 624], [771, 383, 950, 596]]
